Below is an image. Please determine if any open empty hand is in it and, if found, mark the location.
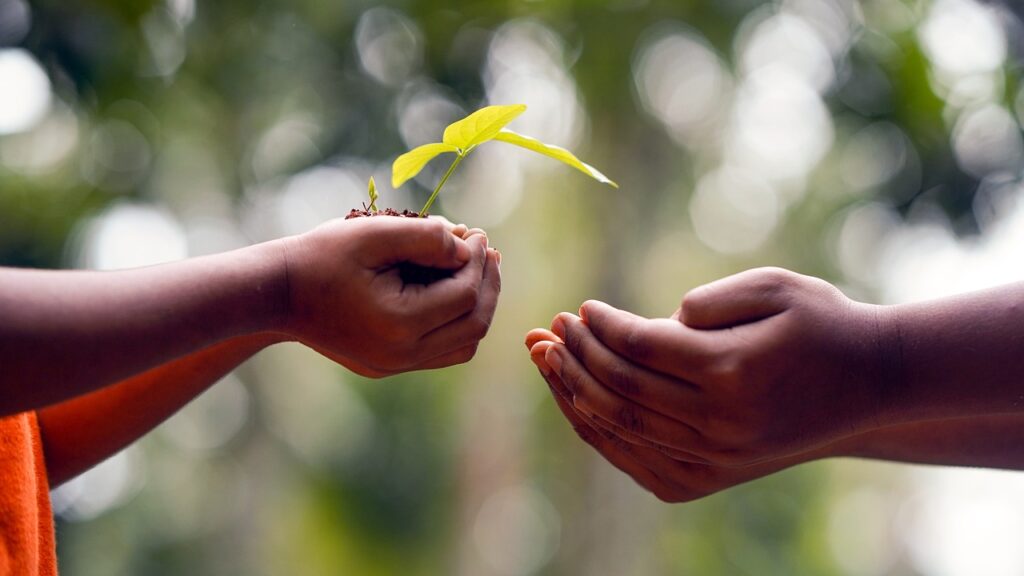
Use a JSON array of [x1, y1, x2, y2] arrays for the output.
[[527, 331, 829, 502], [528, 267, 894, 468]]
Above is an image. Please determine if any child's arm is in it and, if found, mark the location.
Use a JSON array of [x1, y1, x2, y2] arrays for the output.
[[36, 333, 279, 486], [1, 217, 499, 417], [527, 336, 1024, 502]]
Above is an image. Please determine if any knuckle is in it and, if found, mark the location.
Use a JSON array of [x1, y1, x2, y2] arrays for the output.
[[755, 267, 796, 297], [457, 284, 480, 311], [467, 316, 491, 341], [456, 343, 480, 364], [756, 266, 795, 284]]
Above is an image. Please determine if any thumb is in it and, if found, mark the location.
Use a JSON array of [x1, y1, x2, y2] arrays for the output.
[[363, 217, 474, 269], [680, 267, 795, 329]]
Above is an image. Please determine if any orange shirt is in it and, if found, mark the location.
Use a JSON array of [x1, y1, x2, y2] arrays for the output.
[[0, 412, 58, 575]]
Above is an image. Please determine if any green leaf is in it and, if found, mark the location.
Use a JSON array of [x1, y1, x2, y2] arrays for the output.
[[442, 104, 527, 151], [367, 176, 379, 211], [493, 130, 618, 188], [392, 142, 460, 188]]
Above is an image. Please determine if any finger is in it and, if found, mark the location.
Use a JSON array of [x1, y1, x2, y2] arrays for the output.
[[544, 343, 710, 463], [405, 342, 480, 370], [577, 300, 721, 381], [555, 312, 702, 419], [583, 412, 712, 464], [680, 267, 796, 329], [303, 342, 397, 379], [413, 248, 500, 361], [360, 217, 472, 269], [325, 340, 483, 378], [525, 328, 562, 350], [427, 215, 461, 235], [534, 342, 683, 460], [400, 234, 489, 333], [533, 357, 675, 498]]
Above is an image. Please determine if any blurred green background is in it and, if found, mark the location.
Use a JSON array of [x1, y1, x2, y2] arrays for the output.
[[5, 0, 1024, 574]]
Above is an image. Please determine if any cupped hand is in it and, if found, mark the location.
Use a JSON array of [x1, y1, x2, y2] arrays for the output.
[[528, 267, 895, 467], [526, 332, 824, 502], [282, 216, 501, 377]]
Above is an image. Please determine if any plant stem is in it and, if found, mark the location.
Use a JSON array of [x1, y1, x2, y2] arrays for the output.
[[419, 153, 464, 216]]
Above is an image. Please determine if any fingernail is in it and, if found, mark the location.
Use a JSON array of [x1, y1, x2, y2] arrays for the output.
[[495, 249, 502, 267], [550, 316, 566, 339], [545, 347, 563, 377]]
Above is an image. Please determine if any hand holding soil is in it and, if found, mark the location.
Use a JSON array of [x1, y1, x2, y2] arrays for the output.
[[281, 216, 500, 378]]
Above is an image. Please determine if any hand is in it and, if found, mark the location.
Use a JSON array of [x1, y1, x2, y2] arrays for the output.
[[529, 267, 894, 467], [526, 331, 824, 502], [282, 217, 501, 377]]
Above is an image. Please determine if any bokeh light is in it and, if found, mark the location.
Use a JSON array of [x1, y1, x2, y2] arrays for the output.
[[633, 26, 732, 147], [355, 7, 423, 87], [0, 48, 51, 135]]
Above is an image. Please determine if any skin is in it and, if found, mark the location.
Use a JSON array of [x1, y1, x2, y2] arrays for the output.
[[1, 218, 500, 486], [526, 267, 1024, 502]]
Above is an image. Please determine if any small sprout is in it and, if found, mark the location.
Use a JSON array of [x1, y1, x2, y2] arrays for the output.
[[391, 104, 617, 216], [367, 176, 379, 212]]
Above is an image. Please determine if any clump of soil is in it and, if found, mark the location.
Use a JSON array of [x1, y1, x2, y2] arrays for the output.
[[345, 207, 422, 219], [345, 207, 454, 285]]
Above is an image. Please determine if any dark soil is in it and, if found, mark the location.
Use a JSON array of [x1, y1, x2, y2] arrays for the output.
[[345, 207, 422, 219], [345, 207, 454, 285]]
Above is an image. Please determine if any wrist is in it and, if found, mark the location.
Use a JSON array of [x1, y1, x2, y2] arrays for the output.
[[253, 237, 296, 336], [860, 302, 906, 430]]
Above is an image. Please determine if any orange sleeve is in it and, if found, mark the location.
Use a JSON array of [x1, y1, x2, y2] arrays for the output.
[[0, 412, 58, 576]]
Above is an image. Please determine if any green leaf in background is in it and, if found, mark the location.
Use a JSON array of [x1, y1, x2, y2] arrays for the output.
[[367, 176, 379, 211], [494, 129, 618, 188], [391, 143, 460, 188], [441, 104, 527, 151]]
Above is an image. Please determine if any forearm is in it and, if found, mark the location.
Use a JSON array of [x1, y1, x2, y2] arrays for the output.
[[36, 333, 281, 486], [881, 282, 1024, 424], [826, 414, 1024, 469], [0, 240, 288, 415]]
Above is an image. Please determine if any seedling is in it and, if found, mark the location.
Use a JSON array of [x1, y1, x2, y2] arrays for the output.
[[366, 176, 379, 211], [357, 104, 617, 217]]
